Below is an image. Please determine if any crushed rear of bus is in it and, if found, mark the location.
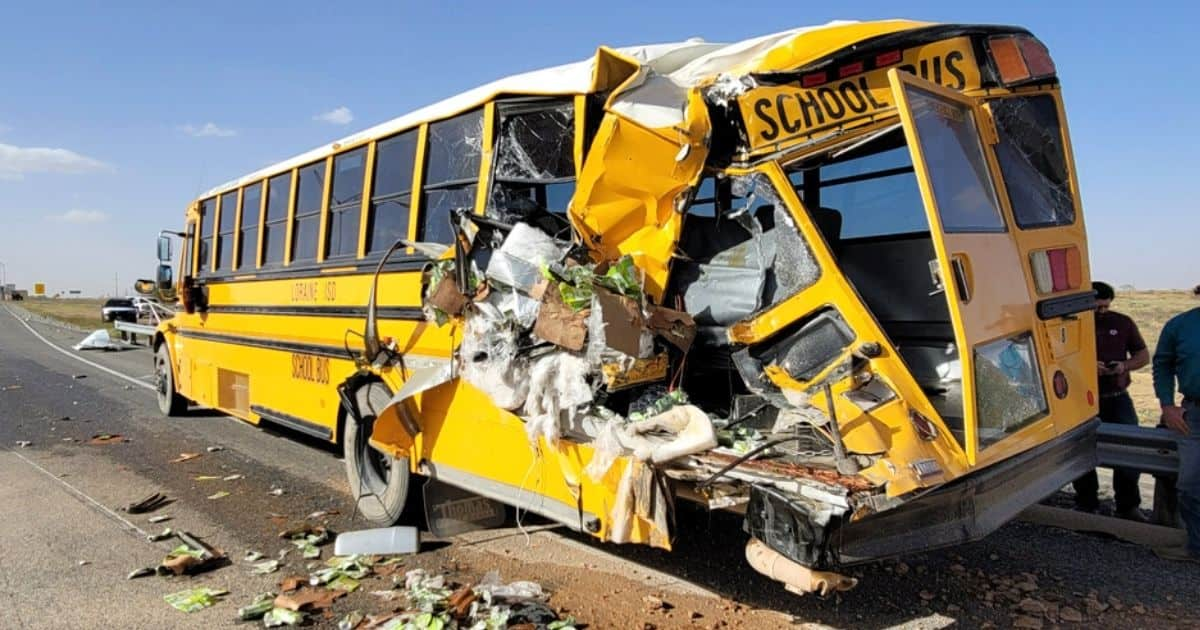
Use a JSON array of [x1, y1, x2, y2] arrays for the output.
[[353, 20, 1100, 595]]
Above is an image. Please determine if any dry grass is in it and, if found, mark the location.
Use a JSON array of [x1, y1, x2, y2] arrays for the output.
[[1116, 290, 1199, 424], [17, 297, 111, 332]]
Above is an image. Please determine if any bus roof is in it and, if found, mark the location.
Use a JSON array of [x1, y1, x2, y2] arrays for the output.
[[200, 19, 931, 199]]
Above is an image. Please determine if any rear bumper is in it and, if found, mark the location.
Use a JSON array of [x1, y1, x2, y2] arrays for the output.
[[746, 417, 1099, 569]]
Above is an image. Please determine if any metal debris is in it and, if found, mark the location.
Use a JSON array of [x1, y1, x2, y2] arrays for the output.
[[147, 515, 172, 524], [147, 527, 174, 542], [124, 492, 170, 514]]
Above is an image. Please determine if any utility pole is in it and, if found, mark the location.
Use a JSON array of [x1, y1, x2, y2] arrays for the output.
[[114, 272, 119, 297]]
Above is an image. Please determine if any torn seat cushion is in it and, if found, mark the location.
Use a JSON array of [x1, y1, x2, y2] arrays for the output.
[[671, 206, 778, 327]]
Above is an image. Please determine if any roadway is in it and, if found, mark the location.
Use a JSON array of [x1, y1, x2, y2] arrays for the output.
[[0, 305, 1197, 629]]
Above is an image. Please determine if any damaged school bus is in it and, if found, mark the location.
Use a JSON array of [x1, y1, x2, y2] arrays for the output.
[[147, 19, 1100, 594]]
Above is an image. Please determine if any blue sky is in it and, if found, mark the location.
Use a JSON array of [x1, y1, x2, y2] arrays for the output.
[[0, 1, 1196, 296]]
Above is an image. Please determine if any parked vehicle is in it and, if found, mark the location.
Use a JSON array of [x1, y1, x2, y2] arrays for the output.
[[100, 298, 138, 323]]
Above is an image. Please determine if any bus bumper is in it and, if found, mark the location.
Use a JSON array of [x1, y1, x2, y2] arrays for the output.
[[746, 417, 1100, 569]]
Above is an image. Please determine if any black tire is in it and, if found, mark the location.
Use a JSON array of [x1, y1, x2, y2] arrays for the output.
[[343, 381, 411, 525], [155, 344, 188, 416]]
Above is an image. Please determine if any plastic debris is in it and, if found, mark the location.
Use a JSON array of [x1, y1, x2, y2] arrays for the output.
[[237, 592, 276, 621], [269, 488, 285, 496], [194, 475, 220, 481], [474, 570, 546, 601], [223, 474, 243, 481], [147, 527, 173, 543], [74, 329, 130, 351], [263, 607, 305, 627], [623, 404, 718, 464], [206, 445, 224, 452], [147, 515, 172, 524], [244, 550, 265, 562], [252, 560, 281, 575], [171, 452, 202, 463], [281, 524, 329, 559], [89, 433, 128, 445], [337, 611, 364, 630], [15, 440, 30, 448], [124, 492, 170, 514], [333, 526, 418, 556], [208, 491, 230, 500], [327, 574, 360, 592], [163, 587, 227, 613], [127, 567, 155, 579]]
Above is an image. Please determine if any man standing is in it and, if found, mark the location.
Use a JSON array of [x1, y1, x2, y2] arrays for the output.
[[1073, 281, 1150, 519], [1152, 285, 1200, 562]]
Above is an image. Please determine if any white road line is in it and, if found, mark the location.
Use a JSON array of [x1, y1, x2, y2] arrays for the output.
[[4, 306, 156, 392], [2, 446, 153, 539]]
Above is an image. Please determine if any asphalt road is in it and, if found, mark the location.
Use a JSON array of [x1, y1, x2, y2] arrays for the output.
[[1, 305, 1197, 629]]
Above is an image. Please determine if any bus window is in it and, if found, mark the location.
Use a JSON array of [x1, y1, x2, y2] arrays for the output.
[[262, 172, 291, 265], [215, 190, 238, 271], [490, 102, 576, 223], [421, 110, 483, 244], [367, 130, 417, 255], [291, 161, 326, 263], [197, 197, 215, 276], [326, 147, 366, 259], [989, 95, 1075, 229], [819, 146, 925, 239], [237, 182, 262, 269]]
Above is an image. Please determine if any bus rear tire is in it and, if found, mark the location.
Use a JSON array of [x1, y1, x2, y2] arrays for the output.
[[155, 344, 188, 416], [343, 381, 410, 525]]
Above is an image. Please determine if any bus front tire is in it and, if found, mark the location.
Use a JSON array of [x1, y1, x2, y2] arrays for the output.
[[155, 344, 187, 416], [342, 381, 410, 525]]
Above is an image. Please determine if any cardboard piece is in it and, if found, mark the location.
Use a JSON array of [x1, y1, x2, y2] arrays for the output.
[[595, 288, 645, 357], [647, 305, 697, 352], [533, 286, 589, 351], [426, 276, 469, 317], [602, 353, 669, 391]]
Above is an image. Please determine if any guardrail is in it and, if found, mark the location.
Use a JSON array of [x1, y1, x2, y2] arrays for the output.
[[1095, 422, 1180, 526], [114, 301, 175, 341]]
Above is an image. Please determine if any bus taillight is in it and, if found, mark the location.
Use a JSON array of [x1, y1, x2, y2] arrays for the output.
[[1030, 246, 1082, 295], [987, 35, 1056, 85]]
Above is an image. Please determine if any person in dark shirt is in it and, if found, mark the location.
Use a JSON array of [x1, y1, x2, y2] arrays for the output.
[[1072, 281, 1150, 519], [1152, 284, 1200, 562]]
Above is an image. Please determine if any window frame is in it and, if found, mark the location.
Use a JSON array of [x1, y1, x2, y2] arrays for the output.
[[236, 180, 264, 270], [365, 128, 420, 258], [488, 98, 578, 221], [197, 197, 216, 277], [419, 108, 485, 245], [323, 146, 368, 260], [215, 190, 240, 273], [261, 171, 293, 268], [290, 160, 328, 265]]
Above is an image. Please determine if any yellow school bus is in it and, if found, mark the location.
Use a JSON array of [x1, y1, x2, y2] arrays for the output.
[[147, 19, 1099, 593]]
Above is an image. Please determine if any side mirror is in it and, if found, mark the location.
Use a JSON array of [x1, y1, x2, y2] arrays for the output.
[[157, 235, 172, 262], [156, 264, 173, 290], [134, 279, 157, 295]]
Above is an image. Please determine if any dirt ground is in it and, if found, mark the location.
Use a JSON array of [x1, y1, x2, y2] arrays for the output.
[[17, 297, 109, 331], [1112, 290, 1197, 424]]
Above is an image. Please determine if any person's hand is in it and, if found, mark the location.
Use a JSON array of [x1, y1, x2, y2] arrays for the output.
[[1097, 361, 1111, 375], [1163, 405, 1190, 435], [1110, 361, 1126, 375]]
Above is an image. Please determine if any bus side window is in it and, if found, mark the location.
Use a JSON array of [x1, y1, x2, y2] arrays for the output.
[[291, 161, 326, 263], [237, 182, 262, 270], [326, 147, 366, 259], [421, 109, 483, 245], [262, 172, 292, 266], [366, 130, 418, 255], [489, 100, 576, 233], [197, 197, 216, 277], [215, 190, 238, 272]]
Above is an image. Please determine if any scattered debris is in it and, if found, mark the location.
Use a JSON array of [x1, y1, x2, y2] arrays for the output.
[[281, 524, 330, 559], [156, 531, 227, 576], [89, 433, 128, 445], [147, 527, 174, 542], [333, 526, 418, 556], [207, 491, 230, 500], [279, 576, 307, 593], [206, 445, 224, 452], [263, 607, 305, 627], [74, 329, 131, 351], [273, 586, 346, 612], [337, 611, 364, 630], [269, 488, 285, 496], [306, 509, 340, 520], [194, 475, 220, 481], [147, 515, 172, 524], [15, 440, 31, 448], [164, 587, 228, 613], [245, 550, 265, 562], [171, 452, 202, 463], [222, 474, 243, 481], [127, 567, 155, 579], [252, 560, 281, 575], [72, 374, 87, 380], [1, 384, 23, 391], [77, 560, 91, 566], [237, 592, 276, 621], [124, 492, 170, 514]]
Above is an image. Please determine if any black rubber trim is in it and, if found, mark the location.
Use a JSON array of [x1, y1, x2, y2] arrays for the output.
[[1036, 291, 1095, 320], [251, 404, 333, 440], [177, 329, 351, 360], [206, 304, 424, 320], [198, 257, 430, 284]]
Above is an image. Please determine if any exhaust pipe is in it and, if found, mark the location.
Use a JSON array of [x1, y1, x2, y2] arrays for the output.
[[745, 538, 857, 596]]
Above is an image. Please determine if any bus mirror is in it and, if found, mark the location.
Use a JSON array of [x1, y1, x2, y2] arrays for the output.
[[157, 235, 172, 263], [133, 279, 157, 295], [156, 264, 173, 290]]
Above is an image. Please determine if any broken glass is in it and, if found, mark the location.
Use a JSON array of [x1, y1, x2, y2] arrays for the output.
[[974, 332, 1047, 447], [989, 95, 1075, 229], [426, 109, 485, 184], [494, 104, 575, 181]]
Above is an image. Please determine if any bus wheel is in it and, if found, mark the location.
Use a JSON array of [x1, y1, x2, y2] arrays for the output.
[[343, 381, 410, 525], [154, 344, 187, 416]]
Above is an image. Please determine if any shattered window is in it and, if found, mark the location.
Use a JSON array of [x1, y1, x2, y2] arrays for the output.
[[421, 185, 474, 245], [325, 148, 365, 258], [989, 95, 1075, 229], [489, 100, 577, 222], [262, 172, 291, 265], [367, 130, 417, 255], [215, 190, 238, 271], [197, 197, 215, 276], [904, 85, 1004, 233], [425, 109, 484, 184], [974, 332, 1048, 448], [237, 182, 262, 269], [291, 161, 326, 263]]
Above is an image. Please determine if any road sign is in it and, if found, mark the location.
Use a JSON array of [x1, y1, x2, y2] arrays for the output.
[[33, 283, 45, 296]]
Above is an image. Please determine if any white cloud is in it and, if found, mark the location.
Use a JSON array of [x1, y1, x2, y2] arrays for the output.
[[0, 143, 110, 180], [313, 106, 354, 125], [180, 122, 237, 137], [50, 209, 110, 224]]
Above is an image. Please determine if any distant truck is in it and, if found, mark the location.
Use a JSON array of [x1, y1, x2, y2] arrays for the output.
[[100, 298, 138, 324]]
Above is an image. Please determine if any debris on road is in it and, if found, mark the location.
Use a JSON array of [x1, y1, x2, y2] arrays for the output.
[[77, 560, 91, 566], [223, 474, 243, 481], [206, 445, 224, 452], [147, 515, 172, 524], [244, 551, 265, 562], [163, 587, 228, 613], [15, 440, 31, 447], [194, 475, 220, 481], [147, 527, 174, 542], [307, 509, 340, 520], [127, 567, 155, 580], [89, 433, 128, 445], [208, 491, 230, 500], [263, 607, 305, 627], [124, 492, 170, 514], [74, 329, 132, 352], [273, 586, 346, 612], [252, 560, 281, 575], [156, 532, 227, 576], [279, 576, 306, 593], [237, 592, 276, 621], [72, 374, 87, 380], [281, 524, 330, 559], [171, 452, 202, 463], [337, 611, 364, 630], [333, 526, 418, 556], [1, 384, 23, 391], [269, 487, 285, 496]]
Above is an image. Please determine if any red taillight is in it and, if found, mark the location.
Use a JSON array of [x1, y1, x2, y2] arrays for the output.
[[1053, 370, 1069, 399], [1030, 246, 1082, 294], [988, 35, 1056, 85], [802, 72, 827, 87], [839, 61, 864, 78], [876, 50, 902, 66], [1086, 390, 1095, 406]]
